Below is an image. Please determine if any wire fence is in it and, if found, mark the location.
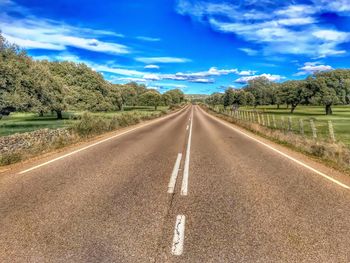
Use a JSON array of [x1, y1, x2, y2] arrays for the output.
[[210, 106, 337, 144]]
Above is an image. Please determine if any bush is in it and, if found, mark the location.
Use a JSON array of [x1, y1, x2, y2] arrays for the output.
[[116, 113, 141, 127], [0, 152, 22, 166], [72, 112, 109, 137]]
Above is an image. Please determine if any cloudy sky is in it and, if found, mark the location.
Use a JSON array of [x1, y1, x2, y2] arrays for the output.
[[1, 0, 350, 94]]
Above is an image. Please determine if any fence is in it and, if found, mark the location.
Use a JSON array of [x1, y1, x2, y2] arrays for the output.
[[210, 106, 337, 143]]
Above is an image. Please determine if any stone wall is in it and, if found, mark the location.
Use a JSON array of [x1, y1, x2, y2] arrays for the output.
[[0, 128, 74, 155]]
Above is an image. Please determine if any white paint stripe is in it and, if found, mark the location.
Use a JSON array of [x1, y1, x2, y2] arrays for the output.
[[201, 108, 350, 190], [19, 107, 189, 175], [181, 108, 194, 195], [171, 215, 186, 256], [168, 153, 183, 194]]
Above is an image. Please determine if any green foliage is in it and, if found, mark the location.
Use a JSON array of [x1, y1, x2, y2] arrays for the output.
[[0, 152, 22, 166], [72, 112, 109, 137], [139, 90, 162, 110], [0, 33, 183, 120], [205, 92, 224, 106], [163, 89, 185, 104], [207, 70, 350, 115]]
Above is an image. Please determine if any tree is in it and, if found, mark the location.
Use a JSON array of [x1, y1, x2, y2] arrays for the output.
[[245, 91, 255, 106], [126, 82, 147, 106], [164, 89, 185, 104], [48, 61, 114, 112], [109, 84, 123, 111], [139, 90, 161, 110], [31, 61, 66, 119], [279, 80, 309, 113], [245, 76, 274, 106], [234, 90, 247, 106], [0, 33, 38, 117], [118, 85, 137, 110], [306, 74, 342, 115], [206, 92, 224, 106], [162, 93, 172, 106], [223, 88, 235, 108]]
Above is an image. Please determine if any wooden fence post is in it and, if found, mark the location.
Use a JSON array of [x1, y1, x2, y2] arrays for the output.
[[310, 119, 317, 139], [281, 116, 285, 131], [328, 120, 336, 143], [288, 116, 292, 131], [261, 113, 265, 126], [257, 113, 261, 125], [267, 114, 271, 127], [299, 119, 304, 136], [272, 115, 277, 128]]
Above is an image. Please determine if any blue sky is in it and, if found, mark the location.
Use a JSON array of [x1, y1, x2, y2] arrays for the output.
[[1, 0, 350, 94]]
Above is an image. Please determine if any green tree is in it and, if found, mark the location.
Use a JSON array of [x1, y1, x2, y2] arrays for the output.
[[164, 89, 185, 104], [245, 76, 274, 106], [139, 90, 161, 110], [279, 80, 309, 113], [162, 93, 172, 106], [223, 88, 235, 108], [206, 92, 224, 106], [0, 33, 37, 117], [31, 61, 66, 119]]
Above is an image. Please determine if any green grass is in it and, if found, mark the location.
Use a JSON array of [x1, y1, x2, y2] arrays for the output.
[[240, 105, 350, 146], [0, 106, 168, 137]]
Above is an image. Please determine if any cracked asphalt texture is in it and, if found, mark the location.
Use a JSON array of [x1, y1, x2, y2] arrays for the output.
[[1, 105, 350, 262]]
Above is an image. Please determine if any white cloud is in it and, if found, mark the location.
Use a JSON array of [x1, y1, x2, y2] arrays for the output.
[[155, 83, 187, 89], [135, 57, 191, 63], [143, 73, 161, 81], [235, 73, 284, 83], [312, 30, 350, 42], [238, 70, 256, 76], [94, 65, 145, 76], [144, 64, 160, 69], [176, 0, 350, 58], [295, 62, 333, 75], [113, 77, 147, 83], [277, 17, 315, 26], [146, 86, 160, 90], [136, 36, 161, 42], [275, 4, 316, 17], [189, 78, 214, 83], [239, 48, 258, 56], [312, 0, 350, 13], [0, 7, 129, 54]]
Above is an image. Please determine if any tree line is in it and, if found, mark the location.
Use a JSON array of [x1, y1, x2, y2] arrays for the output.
[[0, 34, 185, 119], [206, 70, 350, 115]]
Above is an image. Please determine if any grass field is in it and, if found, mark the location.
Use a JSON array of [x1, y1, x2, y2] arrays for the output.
[[0, 106, 168, 137], [239, 105, 350, 146]]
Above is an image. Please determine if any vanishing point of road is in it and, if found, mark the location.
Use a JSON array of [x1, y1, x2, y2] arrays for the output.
[[1, 105, 350, 262]]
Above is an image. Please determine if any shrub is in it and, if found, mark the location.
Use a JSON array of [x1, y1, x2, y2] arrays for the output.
[[0, 152, 22, 166], [116, 113, 141, 127], [109, 116, 119, 130], [72, 112, 109, 137]]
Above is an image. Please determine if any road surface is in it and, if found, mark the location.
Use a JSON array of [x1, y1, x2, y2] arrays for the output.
[[1, 105, 350, 262]]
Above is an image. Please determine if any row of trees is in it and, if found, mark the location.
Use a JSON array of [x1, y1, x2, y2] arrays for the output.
[[206, 71, 350, 115], [0, 34, 185, 119]]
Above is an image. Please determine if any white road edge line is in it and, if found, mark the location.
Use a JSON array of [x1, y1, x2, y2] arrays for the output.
[[181, 108, 194, 195], [19, 107, 189, 175], [201, 108, 350, 190], [171, 215, 186, 256], [168, 153, 183, 194]]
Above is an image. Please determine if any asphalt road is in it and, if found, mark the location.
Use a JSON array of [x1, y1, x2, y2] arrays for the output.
[[1, 105, 350, 262]]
